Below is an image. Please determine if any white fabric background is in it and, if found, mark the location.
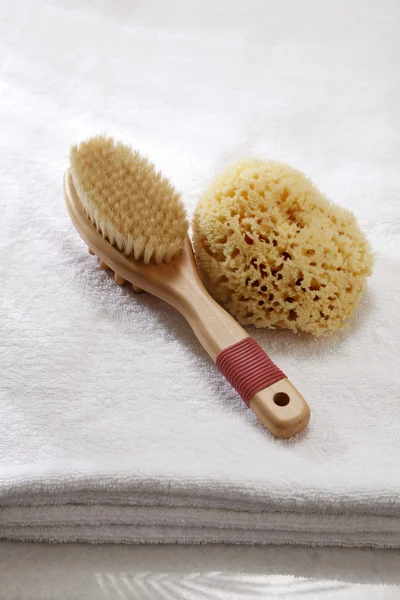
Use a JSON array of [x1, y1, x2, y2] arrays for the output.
[[1, 0, 399, 594]]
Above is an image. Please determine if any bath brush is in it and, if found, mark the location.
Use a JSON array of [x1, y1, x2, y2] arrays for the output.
[[64, 136, 310, 439], [193, 159, 373, 336]]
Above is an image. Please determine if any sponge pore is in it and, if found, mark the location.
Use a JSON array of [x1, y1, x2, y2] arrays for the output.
[[193, 159, 373, 336], [70, 136, 188, 264]]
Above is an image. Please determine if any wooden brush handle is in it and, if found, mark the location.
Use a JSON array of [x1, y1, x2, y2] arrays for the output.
[[176, 277, 310, 438]]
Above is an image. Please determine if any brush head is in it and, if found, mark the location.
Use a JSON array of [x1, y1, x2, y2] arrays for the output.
[[70, 136, 188, 264]]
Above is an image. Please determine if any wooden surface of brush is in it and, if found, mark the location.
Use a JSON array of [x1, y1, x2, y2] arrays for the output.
[[65, 136, 310, 438]]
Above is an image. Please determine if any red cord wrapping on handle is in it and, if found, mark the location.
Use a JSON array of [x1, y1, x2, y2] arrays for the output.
[[216, 337, 286, 407]]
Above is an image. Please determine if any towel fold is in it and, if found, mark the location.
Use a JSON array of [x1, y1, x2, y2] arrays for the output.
[[1, 0, 399, 547], [1, 470, 400, 546]]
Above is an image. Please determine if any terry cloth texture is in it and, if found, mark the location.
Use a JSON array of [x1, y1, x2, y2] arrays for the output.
[[0, 0, 399, 546]]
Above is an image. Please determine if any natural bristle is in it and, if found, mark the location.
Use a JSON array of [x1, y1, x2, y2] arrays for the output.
[[193, 159, 373, 336], [70, 136, 188, 264]]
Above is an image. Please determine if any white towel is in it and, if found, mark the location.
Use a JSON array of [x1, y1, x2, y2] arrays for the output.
[[1, 0, 399, 547]]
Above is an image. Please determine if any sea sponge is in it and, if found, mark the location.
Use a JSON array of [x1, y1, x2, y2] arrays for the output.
[[193, 159, 373, 336]]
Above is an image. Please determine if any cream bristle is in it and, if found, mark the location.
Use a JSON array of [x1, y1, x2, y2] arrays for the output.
[[70, 136, 188, 264]]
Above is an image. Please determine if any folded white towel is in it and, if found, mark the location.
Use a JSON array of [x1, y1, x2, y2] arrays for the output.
[[1, 0, 399, 547]]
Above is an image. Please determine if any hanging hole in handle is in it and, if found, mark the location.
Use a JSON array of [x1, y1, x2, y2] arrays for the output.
[[273, 392, 290, 406]]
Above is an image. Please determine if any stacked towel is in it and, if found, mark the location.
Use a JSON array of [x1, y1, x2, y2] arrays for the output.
[[1, 0, 399, 546]]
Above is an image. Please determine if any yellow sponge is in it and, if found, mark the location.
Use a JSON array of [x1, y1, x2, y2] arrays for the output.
[[193, 159, 373, 336]]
